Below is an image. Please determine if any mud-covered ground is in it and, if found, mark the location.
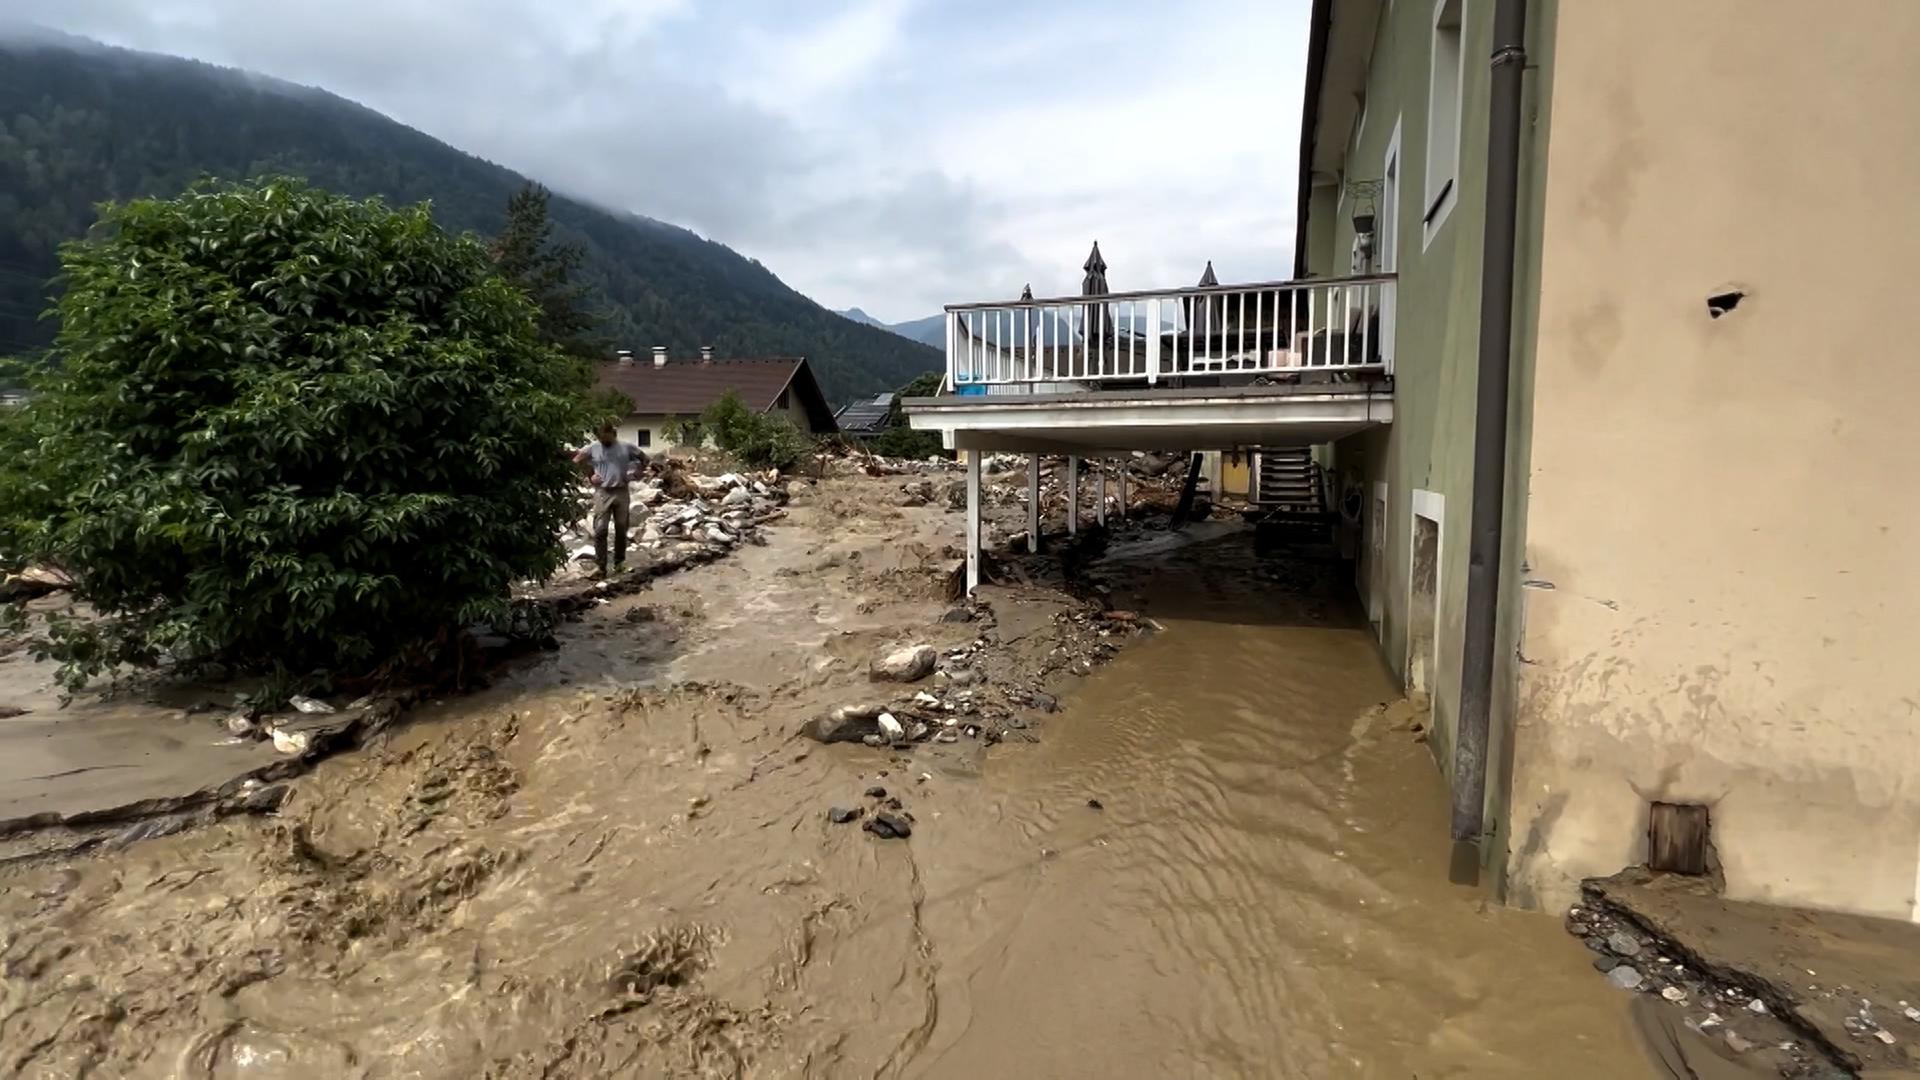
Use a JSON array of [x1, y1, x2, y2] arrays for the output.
[[0, 468, 1164, 1077], [4, 464, 1669, 1078]]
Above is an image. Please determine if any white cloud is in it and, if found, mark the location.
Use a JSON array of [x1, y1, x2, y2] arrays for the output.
[[10, 0, 1312, 323]]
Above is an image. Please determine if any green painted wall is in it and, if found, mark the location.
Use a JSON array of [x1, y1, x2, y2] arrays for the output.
[[1306, 0, 1558, 875]]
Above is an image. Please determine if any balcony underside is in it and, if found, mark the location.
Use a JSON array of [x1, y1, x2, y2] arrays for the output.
[[903, 382, 1392, 454]]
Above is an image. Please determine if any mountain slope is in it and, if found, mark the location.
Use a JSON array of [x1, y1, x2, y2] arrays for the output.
[[887, 314, 947, 348], [0, 34, 939, 402], [837, 307, 887, 328]]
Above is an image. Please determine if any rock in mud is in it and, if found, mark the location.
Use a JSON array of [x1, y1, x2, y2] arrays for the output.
[[864, 811, 913, 839], [828, 806, 861, 824], [239, 783, 293, 813], [802, 704, 886, 744], [942, 666, 981, 687], [864, 786, 888, 799], [870, 644, 937, 682], [288, 694, 336, 715], [271, 727, 314, 755], [1605, 931, 1643, 957], [1086, 798, 1104, 810], [622, 606, 658, 624], [1028, 690, 1059, 712], [877, 711, 906, 741], [1606, 966, 1646, 991], [225, 711, 259, 737], [940, 606, 975, 623]]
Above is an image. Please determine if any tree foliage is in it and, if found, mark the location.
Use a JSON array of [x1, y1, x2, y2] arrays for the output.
[[490, 183, 600, 358], [698, 391, 813, 471], [0, 178, 590, 688], [486, 182, 631, 424], [868, 371, 948, 459], [0, 38, 941, 402]]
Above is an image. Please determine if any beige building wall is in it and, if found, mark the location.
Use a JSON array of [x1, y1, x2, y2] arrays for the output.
[[1510, 0, 1920, 918]]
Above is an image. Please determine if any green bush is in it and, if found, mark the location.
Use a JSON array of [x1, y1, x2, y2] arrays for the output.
[[0, 178, 590, 689], [660, 414, 702, 448], [698, 390, 812, 471], [868, 423, 945, 461]]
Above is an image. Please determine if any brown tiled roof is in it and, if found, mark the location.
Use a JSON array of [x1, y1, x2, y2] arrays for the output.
[[594, 356, 838, 433]]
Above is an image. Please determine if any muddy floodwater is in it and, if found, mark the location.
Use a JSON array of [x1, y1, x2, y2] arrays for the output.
[[1, 481, 1647, 1078]]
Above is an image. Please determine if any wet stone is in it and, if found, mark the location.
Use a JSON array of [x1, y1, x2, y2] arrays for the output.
[[1607, 966, 1646, 991], [864, 786, 887, 799], [864, 810, 913, 839], [1593, 956, 1621, 973], [1086, 798, 1104, 811], [940, 607, 975, 623], [1605, 931, 1643, 957], [827, 806, 860, 824], [871, 644, 937, 683], [240, 783, 292, 813]]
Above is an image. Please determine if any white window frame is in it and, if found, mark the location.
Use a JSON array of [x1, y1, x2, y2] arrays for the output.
[[1407, 488, 1446, 693], [1422, 0, 1465, 250]]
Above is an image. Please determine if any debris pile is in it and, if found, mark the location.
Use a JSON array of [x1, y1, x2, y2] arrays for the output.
[[1566, 901, 1841, 1076], [554, 468, 791, 581]]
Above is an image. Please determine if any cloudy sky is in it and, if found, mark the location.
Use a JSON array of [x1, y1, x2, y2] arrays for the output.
[[17, 0, 1312, 323]]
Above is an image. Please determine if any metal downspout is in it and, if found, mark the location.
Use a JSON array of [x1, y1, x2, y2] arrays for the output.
[[1452, 0, 1529, 843]]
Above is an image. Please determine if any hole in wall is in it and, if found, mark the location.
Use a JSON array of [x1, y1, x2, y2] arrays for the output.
[[1706, 290, 1746, 319]]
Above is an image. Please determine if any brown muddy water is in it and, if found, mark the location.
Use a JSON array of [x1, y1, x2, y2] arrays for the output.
[[0, 490, 1647, 1078]]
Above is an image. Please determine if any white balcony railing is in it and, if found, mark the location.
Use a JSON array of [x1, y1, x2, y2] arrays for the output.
[[944, 274, 1395, 392]]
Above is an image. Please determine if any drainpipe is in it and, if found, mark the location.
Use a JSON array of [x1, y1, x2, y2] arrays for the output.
[[1453, 0, 1528, 843]]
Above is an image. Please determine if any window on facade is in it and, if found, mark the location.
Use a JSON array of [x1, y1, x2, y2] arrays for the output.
[[1423, 0, 1464, 244], [776, 390, 790, 409], [634, 429, 652, 447]]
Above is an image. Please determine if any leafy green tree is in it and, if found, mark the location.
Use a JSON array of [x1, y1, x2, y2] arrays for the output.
[[698, 391, 812, 471], [0, 178, 590, 689], [868, 371, 948, 459], [490, 182, 600, 358]]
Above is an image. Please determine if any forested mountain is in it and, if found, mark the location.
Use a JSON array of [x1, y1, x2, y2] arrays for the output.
[[0, 31, 939, 402]]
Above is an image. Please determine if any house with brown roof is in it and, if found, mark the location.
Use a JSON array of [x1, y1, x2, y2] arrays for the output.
[[596, 347, 838, 449]]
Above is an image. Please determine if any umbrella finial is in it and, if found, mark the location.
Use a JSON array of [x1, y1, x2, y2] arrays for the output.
[[1083, 241, 1106, 273], [1197, 260, 1218, 287]]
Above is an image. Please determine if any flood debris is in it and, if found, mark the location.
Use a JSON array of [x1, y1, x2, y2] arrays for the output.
[[870, 644, 937, 682], [1570, 874, 1882, 1078]]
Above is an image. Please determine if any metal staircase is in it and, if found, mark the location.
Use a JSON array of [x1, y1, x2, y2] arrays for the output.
[[1253, 446, 1325, 511], [1248, 446, 1334, 550]]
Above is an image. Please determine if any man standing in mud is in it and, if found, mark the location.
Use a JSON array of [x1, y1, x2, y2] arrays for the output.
[[574, 422, 647, 578]]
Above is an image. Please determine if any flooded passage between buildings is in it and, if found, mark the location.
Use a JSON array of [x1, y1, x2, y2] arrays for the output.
[[0, 508, 1651, 1077]]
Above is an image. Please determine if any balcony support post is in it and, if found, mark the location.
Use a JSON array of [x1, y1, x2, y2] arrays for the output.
[[1067, 456, 1080, 535], [1027, 454, 1042, 553], [965, 450, 982, 594]]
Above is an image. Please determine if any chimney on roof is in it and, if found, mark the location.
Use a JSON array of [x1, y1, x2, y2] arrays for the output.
[[616, 349, 635, 366], [700, 345, 715, 361], [651, 346, 667, 368]]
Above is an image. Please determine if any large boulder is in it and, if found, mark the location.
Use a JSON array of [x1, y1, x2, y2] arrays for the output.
[[870, 644, 937, 683], [801, 704, 887, 743]]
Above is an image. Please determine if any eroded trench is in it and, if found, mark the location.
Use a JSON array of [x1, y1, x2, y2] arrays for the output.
[[0, 474, 1654, 1078]]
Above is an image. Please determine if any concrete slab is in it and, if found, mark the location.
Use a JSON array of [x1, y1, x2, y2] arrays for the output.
[[1587, 869, 1920, 1078]]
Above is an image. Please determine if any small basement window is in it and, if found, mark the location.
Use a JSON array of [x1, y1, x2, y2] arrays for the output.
[[1423, 0, 1464, 246], [634, 429, 652, 447]]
